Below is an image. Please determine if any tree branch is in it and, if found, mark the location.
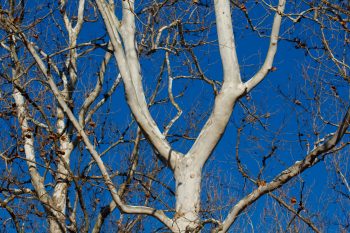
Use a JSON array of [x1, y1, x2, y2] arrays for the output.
[[94, 0, 181, 170], [186, 0, 246, 168], [244, 0, 286, 93], [268, 193, 321, 233], [19, 30, 177, 232], [214, 106, 350, 232]]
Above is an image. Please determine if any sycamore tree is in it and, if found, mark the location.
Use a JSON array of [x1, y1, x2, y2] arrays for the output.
[[0, 0, 349, 232]]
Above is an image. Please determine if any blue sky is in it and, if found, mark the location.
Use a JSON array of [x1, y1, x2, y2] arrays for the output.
[[0, 0, 349, 232]]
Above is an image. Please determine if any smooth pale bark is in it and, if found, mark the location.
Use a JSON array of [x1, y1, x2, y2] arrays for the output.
[[9, 40, 63, 231], [13, 88, 51, 203], [49, 98, 72, 233], [13, 87, 66, 233], [244, 0, 286, 92], [94, 0, 181, 170], [173, 1, 286, 232], [12, 0, 287, 231], [49, 1, 85, 231], [171, 2, 245, 231], [20, 30, 177, 232], [50, 63, 72, 233], [173, 158, 202, 232], [79, 42, 113, 125], [92, 0, 286, 232], [5, 0, 296, 232], [187, 0, 245, 168], [171, 3, 241, 230]]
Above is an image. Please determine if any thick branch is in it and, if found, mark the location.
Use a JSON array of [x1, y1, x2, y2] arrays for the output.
[[214, 0, 242, 86], [186, 0, 246, 167], [215, 106, 350, 232], [94, 0, 181, 170], [10, 42, 51, 209], [20, 33, 176, 232], [244, 0, 286, 92]]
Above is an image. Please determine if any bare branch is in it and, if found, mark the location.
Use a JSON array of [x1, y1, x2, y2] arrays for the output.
[[215, 106, 350, 232], [186, 0, 247, 167], [244, 0, 286, 92], [163, 47, 183, 136], [268, 193, 321, 233], [95, 0, 181, 170], [79, 42, 113, 126], [19, 31, 177, 232]]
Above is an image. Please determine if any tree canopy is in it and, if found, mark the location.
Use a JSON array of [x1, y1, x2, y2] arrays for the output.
[[0, 0, 349, 232]]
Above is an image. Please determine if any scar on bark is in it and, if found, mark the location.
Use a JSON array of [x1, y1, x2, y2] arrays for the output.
[[167, 148, 175, 169]]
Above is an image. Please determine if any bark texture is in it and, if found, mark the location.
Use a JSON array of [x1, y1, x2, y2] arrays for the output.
[[174, 158, 202, 232]]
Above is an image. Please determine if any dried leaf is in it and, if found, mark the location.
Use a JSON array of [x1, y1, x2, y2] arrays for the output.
[[290, 197, 297, 204]]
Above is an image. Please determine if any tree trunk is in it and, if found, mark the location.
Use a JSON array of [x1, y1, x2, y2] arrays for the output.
[[48, 105, 72, 233], [174, 157, 202, 232], [48, 211, 66, 233]]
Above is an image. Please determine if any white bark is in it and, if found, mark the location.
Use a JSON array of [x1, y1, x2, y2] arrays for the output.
[[13, 88, 51, 204], [5, 0, 344, 232], [20, 31, 177, 232], [50, 107, 72, 233], [7, 0, 347, 232], [13, 82, 66, 233], [174, 158, 202, 232], [49, 1, 86, 230], [173, 1, 286, 231], [186, 0, 245, 168], [91, 1, 286, 232], [94, 0, 181, 170], [9, 41, 64, 232], [79, 42, 113, 125], [214, 107, 350, 233], [244, 0, 286, 92]]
